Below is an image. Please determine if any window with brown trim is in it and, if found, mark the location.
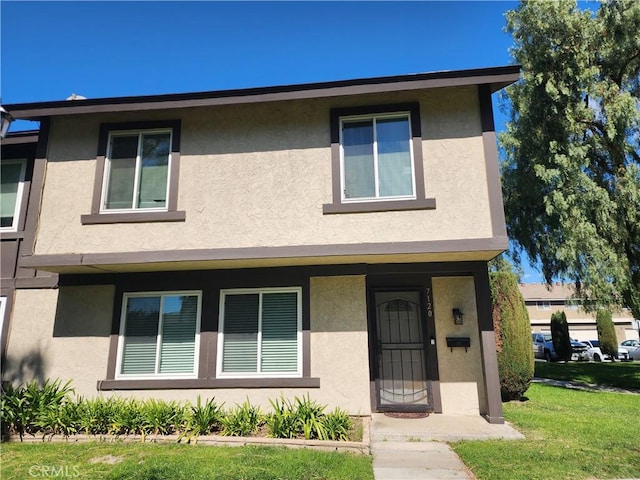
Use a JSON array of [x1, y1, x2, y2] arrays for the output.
[[81, 120, 185, 225], [323, 103, 436, 214], [97, 270, 319, 391]]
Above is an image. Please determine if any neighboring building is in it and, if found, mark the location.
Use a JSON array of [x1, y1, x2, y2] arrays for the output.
[[520, 283, 640, 342], [0, 131, 58, 370], [1, 65, 519, 424]]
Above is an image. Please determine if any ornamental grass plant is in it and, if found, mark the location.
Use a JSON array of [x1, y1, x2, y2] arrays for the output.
[[1, 380, 356, 444]]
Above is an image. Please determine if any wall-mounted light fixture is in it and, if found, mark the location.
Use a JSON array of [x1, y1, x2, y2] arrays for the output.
[[0, 105, 14, 139], [452, 308, 464, 325]]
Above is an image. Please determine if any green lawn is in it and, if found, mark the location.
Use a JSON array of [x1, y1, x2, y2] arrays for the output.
[[535, 360, 640, 390], [453, 383, 640, 480], [0, 442, 374, 480]]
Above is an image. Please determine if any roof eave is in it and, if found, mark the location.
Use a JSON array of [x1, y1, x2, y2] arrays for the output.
[[5, 65, 520, 121]]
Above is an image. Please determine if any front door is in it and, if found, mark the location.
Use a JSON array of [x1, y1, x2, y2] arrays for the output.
[[373, 290, 432, 411]]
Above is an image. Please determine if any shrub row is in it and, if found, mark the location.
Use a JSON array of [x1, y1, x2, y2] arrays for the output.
[[1, 380, 352, 443]]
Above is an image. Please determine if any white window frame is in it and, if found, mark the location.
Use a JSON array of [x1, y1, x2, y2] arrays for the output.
[[115, 290, 202, 380], [339, 112, 416, 203], [100, 129, 173, 214], [0, 158, 27, 232], [536, 301, 551, 311], [0, 296, 7, 352], [565, 301, 580, 310], [217, 287, 302, 379]]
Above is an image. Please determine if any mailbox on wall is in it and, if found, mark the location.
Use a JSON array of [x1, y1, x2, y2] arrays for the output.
[[446, 336, 471, 352]]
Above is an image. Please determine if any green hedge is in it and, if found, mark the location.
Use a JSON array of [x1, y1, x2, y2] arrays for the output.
[[490, 271, 534, 401], [596, 309, 618, 359], [551, 311, 571, 362]]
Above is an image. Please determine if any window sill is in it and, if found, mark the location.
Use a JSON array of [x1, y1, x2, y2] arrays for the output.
[[81, 211, 186, 225], [322, 198, 436, 214], [97, 377, 320, 391], [0, 231, 25, 240]]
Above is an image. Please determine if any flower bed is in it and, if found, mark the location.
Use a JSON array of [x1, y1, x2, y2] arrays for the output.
[[1, 380, 366, 449]]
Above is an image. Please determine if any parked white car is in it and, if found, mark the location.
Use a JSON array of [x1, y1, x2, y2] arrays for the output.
[[581, 340, 630, 362], [619, 339, 640, 360]]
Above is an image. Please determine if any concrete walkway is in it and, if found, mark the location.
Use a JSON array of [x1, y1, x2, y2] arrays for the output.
[[370, 413, 523, 480]]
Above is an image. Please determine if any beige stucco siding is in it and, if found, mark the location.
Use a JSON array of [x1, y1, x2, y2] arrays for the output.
[[115, 276, 372, 413], [4, 277, 371, 414], [308, 275, 370, 413], [4, 287, 113, 391], [432, 276, 486, 416], [36, 87, 494, 256]]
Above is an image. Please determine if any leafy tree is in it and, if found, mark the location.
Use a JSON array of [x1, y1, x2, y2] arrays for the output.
[[490, 271, 534, 401], [501, 0, 640, 319], [596, 309, 618, 359], [550, 311, 572, 362], [488, 253, 525, 281]]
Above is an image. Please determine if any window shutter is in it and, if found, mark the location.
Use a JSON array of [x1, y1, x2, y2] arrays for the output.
[[222, 294, 259, 372], [261, 292, 298, 372], [121, 297, 161, 375], [159, 295, 198, 374]]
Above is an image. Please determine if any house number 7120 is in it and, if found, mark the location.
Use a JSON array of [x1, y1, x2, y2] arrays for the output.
[[425, 287, 433, 318]]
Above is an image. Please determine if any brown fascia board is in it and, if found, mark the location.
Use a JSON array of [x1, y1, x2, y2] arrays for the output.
[[0, 130, 39, 145], [5, 65, 521, 120], [19, 236, 509, 273]]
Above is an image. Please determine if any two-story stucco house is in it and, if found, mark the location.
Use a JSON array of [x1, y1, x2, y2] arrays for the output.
[[1, 65, 519, 424]]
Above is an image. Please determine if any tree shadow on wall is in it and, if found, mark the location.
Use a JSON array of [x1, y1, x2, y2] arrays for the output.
[[1, 347, 46, 387]]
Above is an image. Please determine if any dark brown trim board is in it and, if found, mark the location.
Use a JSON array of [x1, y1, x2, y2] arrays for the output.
[[477, 84, 508, 239], [21, 237, 509, 274], [6, 65, 520, 120], [84, 120, 183, 224], [98, 377, 320, 391], [0, 131, 39, 145], [473, 266, 504, 423], [323, 198, 436, 215], [80, 211, 186, 225], [0, 287, 14, 366]]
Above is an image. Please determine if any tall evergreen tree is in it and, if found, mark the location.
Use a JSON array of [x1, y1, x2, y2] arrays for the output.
[[551, 311, 572, 362], [596, 309, 618, 359], [501, 0, 640, 318]]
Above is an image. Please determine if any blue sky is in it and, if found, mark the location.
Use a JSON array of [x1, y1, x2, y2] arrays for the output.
[[1, 0, 546, 281]]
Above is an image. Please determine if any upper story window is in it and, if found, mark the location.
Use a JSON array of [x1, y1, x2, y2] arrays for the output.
[[536, 301, 551, 311], [323, 103, 435, 214], [341, 113, 415, 202], [103, 130, 171, 212], [0, 159, 27, 231], [81, 120, 185, 225]]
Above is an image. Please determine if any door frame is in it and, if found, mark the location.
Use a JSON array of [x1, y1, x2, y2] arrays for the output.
[[367, 283, 439, 412]]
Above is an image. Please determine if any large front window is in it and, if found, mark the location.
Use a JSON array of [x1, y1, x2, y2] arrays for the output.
[[0, 159, 26, 231], [102, 130, 171, 212], [116, 291, 201, 378], [341, 113, 415, 201], [218, 288, 301, 377]]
